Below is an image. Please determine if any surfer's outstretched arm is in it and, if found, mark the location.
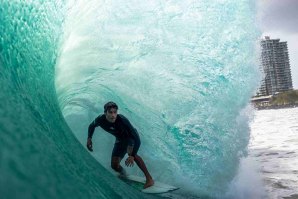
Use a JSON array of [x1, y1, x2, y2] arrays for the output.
[[86, 116, 101, 151], [86, 123, 95, 151]]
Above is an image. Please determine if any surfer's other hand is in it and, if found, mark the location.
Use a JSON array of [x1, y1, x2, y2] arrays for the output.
[[87, 138, 93, 152], [125, 156, 134, 167]]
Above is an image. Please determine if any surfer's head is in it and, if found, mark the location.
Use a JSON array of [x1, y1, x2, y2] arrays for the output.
[[104, 101, 118, 123]]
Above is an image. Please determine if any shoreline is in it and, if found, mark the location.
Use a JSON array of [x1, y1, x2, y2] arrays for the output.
[[254, 103, 298, 110], [252, 90, 298, 110]]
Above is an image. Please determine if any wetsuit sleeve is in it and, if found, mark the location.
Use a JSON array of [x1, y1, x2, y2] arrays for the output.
[[120, 115, 141, 157], [88, 116, 102, 139]]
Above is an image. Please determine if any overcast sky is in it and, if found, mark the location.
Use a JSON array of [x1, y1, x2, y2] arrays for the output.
[[258, 0, 298, 89]]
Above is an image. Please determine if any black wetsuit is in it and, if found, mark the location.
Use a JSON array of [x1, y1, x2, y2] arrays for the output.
[[88, 114, 141, 158]]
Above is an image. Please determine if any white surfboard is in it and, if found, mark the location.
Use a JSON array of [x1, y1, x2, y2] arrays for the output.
[[124, 175, 179, 194]]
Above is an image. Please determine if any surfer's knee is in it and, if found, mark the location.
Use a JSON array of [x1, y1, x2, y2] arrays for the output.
[[111, 163, 118, 171], [111, 161, 120, 171]]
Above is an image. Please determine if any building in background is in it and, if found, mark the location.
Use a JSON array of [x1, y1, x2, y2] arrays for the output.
[[257, 36, 293, 96]]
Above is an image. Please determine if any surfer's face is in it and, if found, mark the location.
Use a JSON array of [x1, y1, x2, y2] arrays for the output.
[[105, 108, 117, 123]]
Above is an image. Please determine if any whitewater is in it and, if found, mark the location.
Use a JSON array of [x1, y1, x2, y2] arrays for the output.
[[0, 0, 259, 198], [249, 108, 298, 199]]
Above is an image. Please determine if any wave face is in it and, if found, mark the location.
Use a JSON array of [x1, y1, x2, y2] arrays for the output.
[[1, 0, 259, 198]]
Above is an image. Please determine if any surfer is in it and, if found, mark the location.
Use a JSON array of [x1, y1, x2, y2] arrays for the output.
[[87, 101, 154, 189]]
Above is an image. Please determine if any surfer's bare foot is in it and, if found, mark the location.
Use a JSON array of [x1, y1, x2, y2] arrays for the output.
[[118, 168, 127, 179], [143, 178, 154, 189], [118, 173, 127, 179]]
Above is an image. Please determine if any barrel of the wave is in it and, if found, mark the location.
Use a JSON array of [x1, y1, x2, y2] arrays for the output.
[[54, 0, 259, 198]]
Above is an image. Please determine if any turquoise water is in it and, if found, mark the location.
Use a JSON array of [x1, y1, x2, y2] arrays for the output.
[[0, 0, 259, 198]]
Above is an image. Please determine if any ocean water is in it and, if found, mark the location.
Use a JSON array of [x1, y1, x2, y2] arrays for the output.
[[0, 0, 259, 199], [249, 108, 298, 199]]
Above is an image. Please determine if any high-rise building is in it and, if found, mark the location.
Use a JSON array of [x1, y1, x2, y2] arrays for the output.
[[257, 36, 293, 96]]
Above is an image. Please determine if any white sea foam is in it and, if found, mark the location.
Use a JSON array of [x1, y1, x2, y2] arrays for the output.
[[225, 156, 266, 199], [248, 107, 298, 199]]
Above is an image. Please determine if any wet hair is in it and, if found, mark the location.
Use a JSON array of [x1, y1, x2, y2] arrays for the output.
[[104, 101, 118, 113]]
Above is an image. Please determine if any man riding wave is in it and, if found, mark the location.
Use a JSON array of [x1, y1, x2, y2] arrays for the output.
[[87, 101, 154, 189]]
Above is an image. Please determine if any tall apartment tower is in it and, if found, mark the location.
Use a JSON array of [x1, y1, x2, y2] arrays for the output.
[[258, 36, 293, 96]]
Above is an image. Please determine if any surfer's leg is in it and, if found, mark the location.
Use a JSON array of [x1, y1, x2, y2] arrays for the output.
[[111, 156, 126, 176], [111, 141, 127, 175], [134, 155, 154, 188]]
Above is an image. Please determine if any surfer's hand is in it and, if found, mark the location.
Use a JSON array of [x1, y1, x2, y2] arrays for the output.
[[87, 138, 93, 152], [125, 156, 134, 167]]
